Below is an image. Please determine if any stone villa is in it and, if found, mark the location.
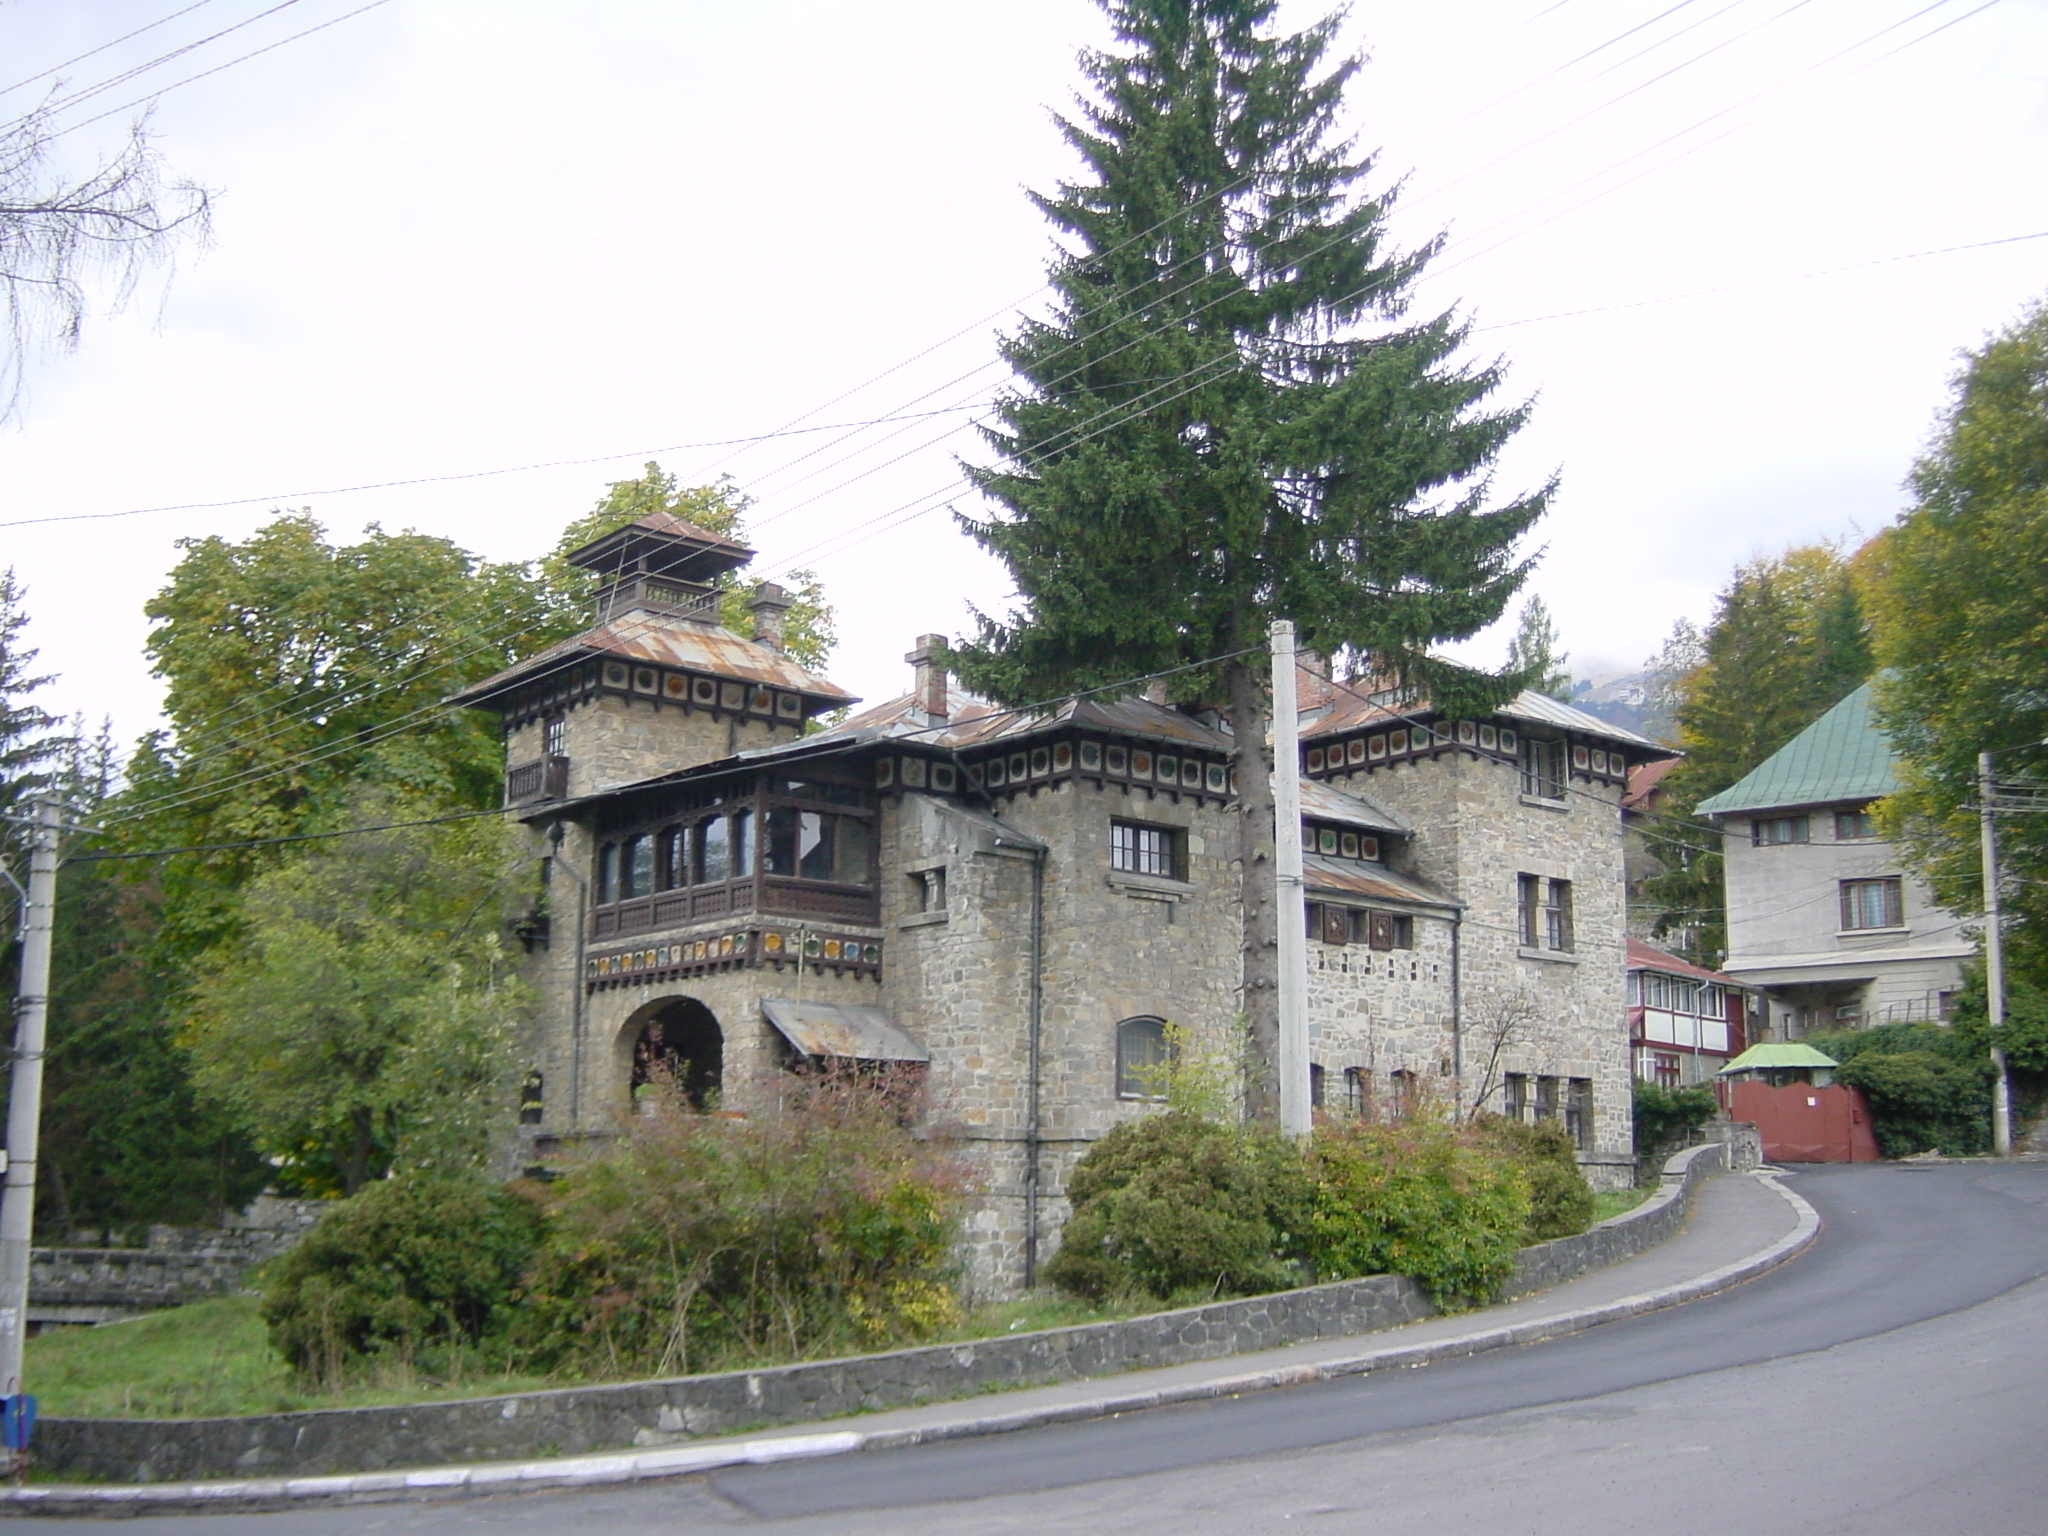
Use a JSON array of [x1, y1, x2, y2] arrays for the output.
[[453, 514, 1674, 1295]]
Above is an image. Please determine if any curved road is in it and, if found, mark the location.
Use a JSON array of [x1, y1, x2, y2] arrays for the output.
[[31, 1162, 2048, 1534]]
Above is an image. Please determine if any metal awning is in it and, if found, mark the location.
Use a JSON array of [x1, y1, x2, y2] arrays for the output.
[[761, 998, 929, 1063]]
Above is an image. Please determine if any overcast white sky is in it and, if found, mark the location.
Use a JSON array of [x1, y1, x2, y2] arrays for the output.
[[4, 0, 2046, 744]]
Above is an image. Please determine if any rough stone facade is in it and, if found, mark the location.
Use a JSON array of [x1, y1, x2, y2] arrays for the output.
[[1308, 739, 1637, 1183], [460, 517, 1669, 1297]]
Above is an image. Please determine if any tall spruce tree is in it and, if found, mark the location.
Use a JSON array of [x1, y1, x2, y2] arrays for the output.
[[1641, 545, 1870, 962], [951, 0, 1547, 1120], [1505, 596, 1572, 701]]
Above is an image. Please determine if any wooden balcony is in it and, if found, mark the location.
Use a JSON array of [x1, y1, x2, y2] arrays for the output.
[[506, 755, 571, 807]]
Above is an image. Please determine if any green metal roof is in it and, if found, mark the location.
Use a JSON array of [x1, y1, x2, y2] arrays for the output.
[[1716, 1042, 1840, 1075], [1695, 681, 1896, 817]]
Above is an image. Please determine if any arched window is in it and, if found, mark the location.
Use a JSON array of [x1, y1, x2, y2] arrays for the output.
[[1116, 1015, 1170, 1101]]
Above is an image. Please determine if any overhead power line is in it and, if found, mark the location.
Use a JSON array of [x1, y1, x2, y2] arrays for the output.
[[0, 0, 224, 104]]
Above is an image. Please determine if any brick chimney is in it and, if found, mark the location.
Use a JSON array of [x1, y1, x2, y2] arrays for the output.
[[906, 634, 948, 723], [748, 581, 794, 653]]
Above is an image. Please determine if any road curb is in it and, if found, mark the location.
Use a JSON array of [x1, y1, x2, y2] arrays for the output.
[[0, 1174, 1820, 1516]]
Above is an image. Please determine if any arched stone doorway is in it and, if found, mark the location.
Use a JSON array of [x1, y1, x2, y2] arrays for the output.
[[623, 997, 723, 1111]]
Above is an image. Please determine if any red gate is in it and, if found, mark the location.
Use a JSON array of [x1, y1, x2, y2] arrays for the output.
[[1721, 1081, 1880, 1163]]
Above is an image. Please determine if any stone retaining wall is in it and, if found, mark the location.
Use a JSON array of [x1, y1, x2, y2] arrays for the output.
[[36, 1145, 1727, 1484], [30, 1198, 327, 1325]]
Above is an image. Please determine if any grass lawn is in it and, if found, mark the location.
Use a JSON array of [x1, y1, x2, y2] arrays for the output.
[[1590, 1185, 1654, 1223], [24, 1298, 554, 1420], [23, 1289, 1163, 1421], [28, 1192, 1648, 1420]]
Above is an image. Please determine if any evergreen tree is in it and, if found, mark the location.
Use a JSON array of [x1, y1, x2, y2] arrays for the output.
[[1863, 299, 2048, 982], [1641, 544, 1870, 962], [1505, 596, 1572, 700], [950, 0, 1546, 1119], [37, 725, 268, 1237], [1637, 617, 1705, 748], [0, 569, 61, 1012]]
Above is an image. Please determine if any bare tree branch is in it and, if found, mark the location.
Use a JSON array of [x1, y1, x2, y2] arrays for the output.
[[0, 102, 212, 423]]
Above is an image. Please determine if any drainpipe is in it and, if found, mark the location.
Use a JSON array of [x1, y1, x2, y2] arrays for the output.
[[1449, 907, 1464, 1116], [995, 834, 1047, 1290], [549, 822, 590, 1133]]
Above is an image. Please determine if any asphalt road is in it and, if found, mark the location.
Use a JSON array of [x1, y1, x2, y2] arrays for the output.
[[28, 1162, 2048, 1534]]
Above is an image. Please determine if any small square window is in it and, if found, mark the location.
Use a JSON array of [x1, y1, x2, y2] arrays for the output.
[[911, 867, 947, 913], [1518, 874, 1573, 951], [1835, 808, 1878, 840], [1111, 819, 1183, 880], [1520, 737, 1566, 800], [1840, 877, 1903, 930]]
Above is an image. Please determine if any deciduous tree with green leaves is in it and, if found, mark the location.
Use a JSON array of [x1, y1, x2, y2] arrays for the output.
[[1862, 299, 2048, 983], [116, 515, 553, 963], [543, 464, 836, 670], [180, 801, 529, 1195], [950, 0, 1546, 1119]]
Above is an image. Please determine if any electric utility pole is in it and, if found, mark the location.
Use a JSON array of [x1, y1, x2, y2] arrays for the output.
[[1980, 750, 2013, 1157], [1271, 620, 1309, 1138], [0, 796, 58, 1390]]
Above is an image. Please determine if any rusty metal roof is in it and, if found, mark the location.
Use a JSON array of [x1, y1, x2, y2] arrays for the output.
[[1304, 855, 1456, 910], [809, 689, 1231, 754], [449, 614, 855, 708], [1299, 777, 1412, 834], [1302, 682, 1667, 756], [760, 998, 929, 1063], [565, 512, 754, 571]]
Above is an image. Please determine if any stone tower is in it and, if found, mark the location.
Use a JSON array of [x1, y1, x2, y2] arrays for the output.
[[449, 512, 853, 805]]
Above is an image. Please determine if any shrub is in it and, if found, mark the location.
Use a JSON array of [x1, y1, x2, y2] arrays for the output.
[[1044, 1112, 1312, 1302], [1471, 1116, 1594, 1241], [1810, 1023, 1994, 1157], [1630, 1080, 1718, 1178], [514, 1064, 966, 1378], [260, 1174, 544, 1386], [1833, 1050, 1991, 1157], [1305, 1118, 1530, 1309]]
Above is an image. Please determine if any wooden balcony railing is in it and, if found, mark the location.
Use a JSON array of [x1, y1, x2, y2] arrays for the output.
[[506, 755, 571, 806]]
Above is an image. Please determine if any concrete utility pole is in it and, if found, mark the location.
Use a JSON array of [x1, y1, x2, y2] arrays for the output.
[[0, 796, 59, 1391], [1271, 620, 1310, 1138], [1980, 750, 2013, 1157]]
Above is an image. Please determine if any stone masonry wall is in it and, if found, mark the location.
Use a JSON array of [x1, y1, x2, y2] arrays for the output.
[[1320, 740, 1635, 1183], [1307, 912, 1457, 1114]]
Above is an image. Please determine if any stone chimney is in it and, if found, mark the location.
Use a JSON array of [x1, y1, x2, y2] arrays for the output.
[[748, 581, 795, 653], [906, 634, 949, 723], [1142, 676, 1168, 706]]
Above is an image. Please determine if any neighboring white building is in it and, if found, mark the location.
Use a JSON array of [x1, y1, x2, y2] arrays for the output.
[[1627, 938, 1755, 1087], [1696, 681, 1969, 1038]]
